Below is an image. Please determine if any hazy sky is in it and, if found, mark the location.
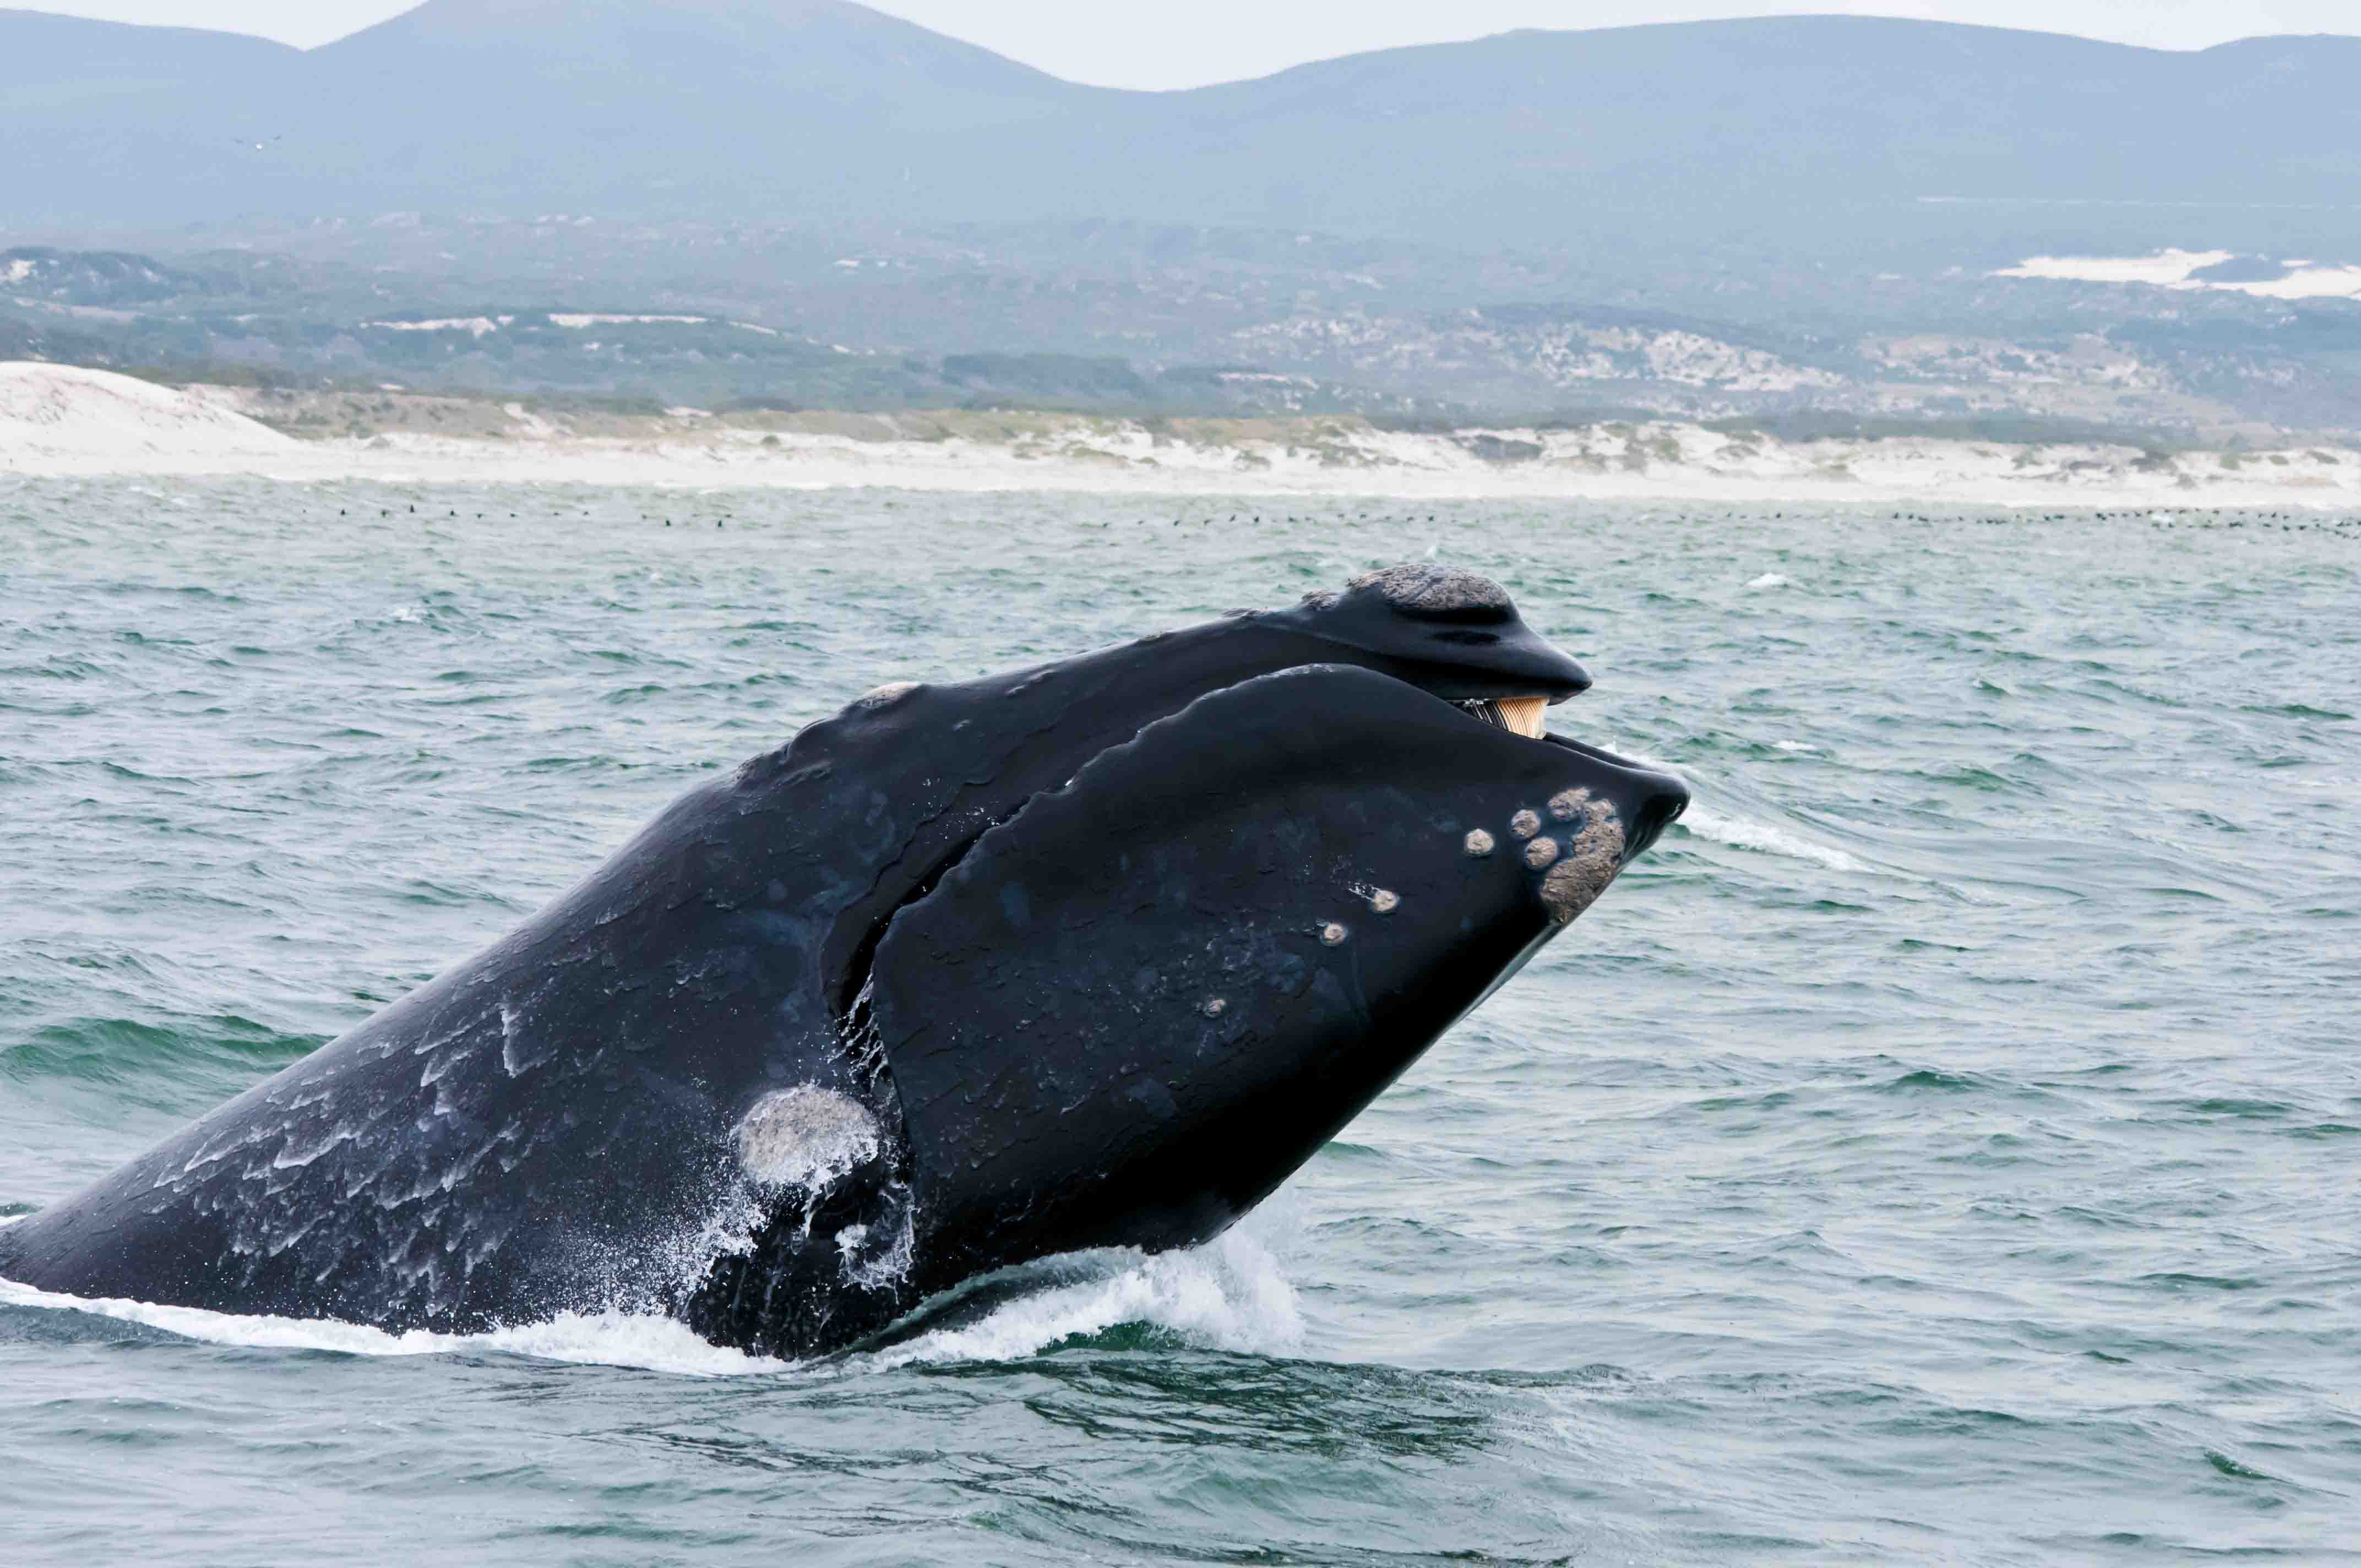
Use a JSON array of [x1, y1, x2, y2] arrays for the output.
[[41, 1, 2358, 87]]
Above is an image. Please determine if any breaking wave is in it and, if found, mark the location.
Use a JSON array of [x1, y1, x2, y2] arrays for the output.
[[866, 1229, 1303, 1368]]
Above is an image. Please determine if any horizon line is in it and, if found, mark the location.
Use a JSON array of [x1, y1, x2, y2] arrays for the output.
[[13, 4, 2358, 96]]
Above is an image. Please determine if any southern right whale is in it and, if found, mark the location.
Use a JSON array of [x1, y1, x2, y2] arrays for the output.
[[0, 564, 1689, 1357]]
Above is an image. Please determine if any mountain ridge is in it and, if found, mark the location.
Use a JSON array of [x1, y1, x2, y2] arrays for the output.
[[7, 6, 2361, 268]]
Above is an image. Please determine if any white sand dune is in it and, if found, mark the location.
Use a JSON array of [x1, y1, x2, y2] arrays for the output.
[[0, 362, 297, 466], [1996, 251, 2361, 302], [3, 362, 2357, 506]]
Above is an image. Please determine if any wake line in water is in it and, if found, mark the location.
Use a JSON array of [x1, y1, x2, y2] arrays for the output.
[[1579, 741, 1870, 875], [1678, 803, 1868, 872], [0, 1231, 1302, 1376]]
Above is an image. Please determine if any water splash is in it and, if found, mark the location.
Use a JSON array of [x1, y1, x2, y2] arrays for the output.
[[0, 1275, 782, 1376], [1, 1226, 1302, 1375], [869, 1228, 1304, 1369]]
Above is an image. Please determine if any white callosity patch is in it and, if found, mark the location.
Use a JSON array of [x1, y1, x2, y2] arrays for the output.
[[735, 1087, 881, 1193], [850, 681, 919, 711], [1463, 829, 1496, 857], [692, 1087, 905, 1298]]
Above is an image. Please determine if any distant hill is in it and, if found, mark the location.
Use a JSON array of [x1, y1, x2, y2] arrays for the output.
[[6, 4, 2360, 264], [0, 6, 293, 97], [1, 245, 218, 304]]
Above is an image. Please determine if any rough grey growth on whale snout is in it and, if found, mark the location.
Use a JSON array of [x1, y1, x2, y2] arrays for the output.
[[1539, 801, 1628, 925], [1346, 564, 1514, 616]]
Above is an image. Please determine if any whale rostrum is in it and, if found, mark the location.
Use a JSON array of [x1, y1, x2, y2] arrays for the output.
[[0, 565, 1689, 1359]]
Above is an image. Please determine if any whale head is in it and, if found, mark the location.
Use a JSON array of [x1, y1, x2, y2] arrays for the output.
[[815, 564, 1689, 1301]]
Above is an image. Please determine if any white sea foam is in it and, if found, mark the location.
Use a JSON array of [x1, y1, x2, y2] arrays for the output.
[[0, 1276, 782, 1375], [1745, 572, 1791, 590], [0, 1228, 1302, 1374], [1679, 803, 1866, 872], [867, 1229, 1304, 1369]]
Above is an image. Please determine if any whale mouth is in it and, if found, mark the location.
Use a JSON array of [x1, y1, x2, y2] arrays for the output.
[[1455, 695, 1552, 739], [1453, 690, 1689, 861]]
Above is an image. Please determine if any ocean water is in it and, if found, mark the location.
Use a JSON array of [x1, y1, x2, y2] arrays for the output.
[[2, 479, 2357, 1565]]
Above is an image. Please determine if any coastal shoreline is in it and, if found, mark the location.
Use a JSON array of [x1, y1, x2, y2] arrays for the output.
[[6, 362, 2359, 507]]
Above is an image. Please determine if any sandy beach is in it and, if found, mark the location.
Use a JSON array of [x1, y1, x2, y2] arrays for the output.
[[6, 361, 2358, 506]]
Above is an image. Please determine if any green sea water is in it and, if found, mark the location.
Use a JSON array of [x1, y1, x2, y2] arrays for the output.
[[3, 479, 2358, 1565]]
